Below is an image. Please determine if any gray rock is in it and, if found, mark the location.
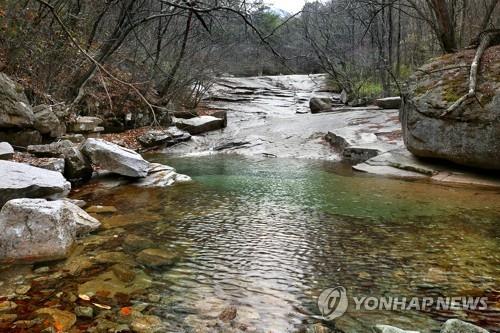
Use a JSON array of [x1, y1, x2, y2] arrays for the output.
[[309, 97, 332, 113], [374, 325, 419, 333], [27, 140, 73, 157], [69, 116, 103, 133], [401, 47, 500, 170], [0, 160, 71, 206], [0, 199, 100, 263], [174, 116, 224, 135], [440, 319, 489, 333], [133, 163, 191, 187], [58, 134, 85, 144], [29, 157, 65, 174], [137, 130, 175, 148], [63, 147, 92, 181], [81, 139, 149, 177], [0, 73, 34, 129], [74, 306, 93, 319], [0, 130, 42, 147], [0, 142, 14, 160], [374, 97, 401, 109], [33, 105, 65, 137]]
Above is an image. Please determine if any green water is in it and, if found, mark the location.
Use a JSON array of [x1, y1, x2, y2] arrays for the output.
[[4, 155, 497, 333], [127, 155, 498, 332]]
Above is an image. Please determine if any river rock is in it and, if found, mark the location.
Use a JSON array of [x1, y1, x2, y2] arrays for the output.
[[309, 97, 332, 113], [29, 157, 65, 174], [59, 133, 85, 144], [111, 263, 136, 282], [0, 301, 17, 312], [374, 97, 401, 109], [82, 138, 149, 177], [136, 248, 179, 267], [0, 129, 42, 147], [401, 45, 500, 170], [27, 140, 73, 157], [0, 199, 100, 263], [134, 163, 191, 187], [123, 234, 155, 252], [33, 104, 66, 137], [374, 325, 419, 333], [35, 308, 76, 331], [0, 142, 14, 160], [307, 323, 331, 333], [0, 160, 71, 206], [218, 306, 237, 322], [0, 73, 34, 129], [137, 130, 175, 148], [131, 315, 164, 333], [174, 116, 224, 135], [86, 205, 117, 214], [75, 306, 94, 319], [440, 319, 489, 333], [63, 146, 93, 181], [69, 116, 103, 133]]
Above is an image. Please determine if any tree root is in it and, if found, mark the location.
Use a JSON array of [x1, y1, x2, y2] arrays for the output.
[[440, 30, 500, 117]]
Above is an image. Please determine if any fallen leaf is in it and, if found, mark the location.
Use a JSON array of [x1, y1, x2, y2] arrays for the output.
[[92, 303, 111, 310], [120, 307, 132, 316]]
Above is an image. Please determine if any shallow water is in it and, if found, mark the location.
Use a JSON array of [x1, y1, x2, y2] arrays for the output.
[[79, 155, 499, 332], [2, 155, 498, 333]]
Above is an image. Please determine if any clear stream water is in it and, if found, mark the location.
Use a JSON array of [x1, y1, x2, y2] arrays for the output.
[[69, 155, 499, 333]]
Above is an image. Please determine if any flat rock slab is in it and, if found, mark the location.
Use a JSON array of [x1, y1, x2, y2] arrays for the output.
[[70, 116, 103, 133], [0, 142, 14, 160], [374, 97, 401, 109], [0, 160, 71, 206], [0, 199, 100, 263], [353, 163, 427, 178], [174, 116, 224, 135], [82, 138, 149, 177]]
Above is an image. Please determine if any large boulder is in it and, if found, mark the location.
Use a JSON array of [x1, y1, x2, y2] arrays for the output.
[[63, 147, 93, 181], [309, 97, 332, 113], [0, 199, 100, 263], [174, 116, 224, 135], [440, 319, 489, 333], [401, 45, 500, 170], [81, 138, 149, 177], [0, 160, 71, 206], [33, 105, 66, 138], [0, 142, 14, 160], [0, 73, 34, 129]]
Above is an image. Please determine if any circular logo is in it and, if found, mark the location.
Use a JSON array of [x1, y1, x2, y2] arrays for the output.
[[317, 286, 348, 320]]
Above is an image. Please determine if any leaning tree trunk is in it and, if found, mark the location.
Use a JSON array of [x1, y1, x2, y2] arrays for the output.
[[441, 29, 500, 117]]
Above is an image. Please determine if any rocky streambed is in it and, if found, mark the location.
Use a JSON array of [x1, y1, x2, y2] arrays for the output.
[[0, 74, 498, 333]]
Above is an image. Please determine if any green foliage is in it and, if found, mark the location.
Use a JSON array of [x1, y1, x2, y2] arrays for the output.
[[357, 81, 383, 99]]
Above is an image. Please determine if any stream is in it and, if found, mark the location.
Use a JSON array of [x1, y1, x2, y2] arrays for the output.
[[0, 75, 499, 333]]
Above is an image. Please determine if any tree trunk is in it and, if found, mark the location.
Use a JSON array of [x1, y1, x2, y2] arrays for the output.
[[429, 0, 458, 53]]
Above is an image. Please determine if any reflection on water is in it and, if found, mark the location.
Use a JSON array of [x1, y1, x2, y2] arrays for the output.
[[5, 155, 498, 332]]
